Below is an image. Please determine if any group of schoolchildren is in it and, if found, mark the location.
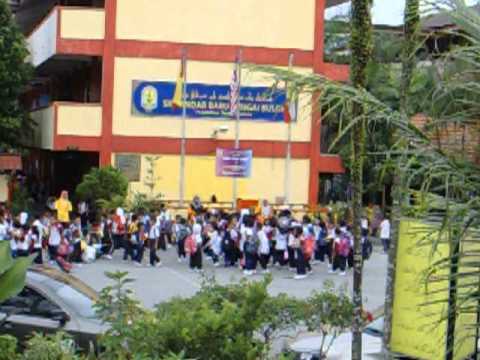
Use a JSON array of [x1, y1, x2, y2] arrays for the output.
[[0, 193, 376, 278], [176, 206, 373, 279]]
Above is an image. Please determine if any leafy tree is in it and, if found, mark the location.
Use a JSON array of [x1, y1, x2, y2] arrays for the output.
[[0, 0, 32, 149], [93, 271, 144, 359], [383, 0, 421, 355], [302, 281, 354, 359], [93, 272, 356, 360], [349, 0, 373, 358], [75, 167, 128, 209]]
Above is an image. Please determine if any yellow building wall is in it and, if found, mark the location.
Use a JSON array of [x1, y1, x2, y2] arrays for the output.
[[60, 8, 105, 40], [56, 104, 102, 137], [391, 221, 476, 360], [113, 58, 312, 142], [119, 153, 309, 204], [116, 0, 315, 50]]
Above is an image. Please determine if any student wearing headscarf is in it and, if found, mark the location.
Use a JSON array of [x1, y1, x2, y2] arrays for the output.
[[54, 191, 72, 225]]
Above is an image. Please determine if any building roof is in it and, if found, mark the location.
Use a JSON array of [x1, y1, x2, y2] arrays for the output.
[[326, 0, 350, 8], [423, 4, 480, 30]]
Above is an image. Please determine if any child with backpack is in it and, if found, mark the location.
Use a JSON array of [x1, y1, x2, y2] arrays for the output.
[[175, 216, 190, 263], [331, 227, 350, 276], [112, 208, 126, 251], [222, 219, 237, 267], [124, 215, 138, 262], [303, 226, 315, 274], [186, 221, 203, 272], [243, 228, 258, 276], [292, 225, 307, 280]]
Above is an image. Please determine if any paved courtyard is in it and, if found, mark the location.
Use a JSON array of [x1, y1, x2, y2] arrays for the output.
[[72, 247, 388, 311]]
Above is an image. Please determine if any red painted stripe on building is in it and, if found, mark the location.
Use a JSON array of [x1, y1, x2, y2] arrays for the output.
[[57, 40, 104, 56], [55, 136, 102, 152], [116, 41, 314, 67], [318, 155, 345, 173], [319, 63, 350, 83], [111, 136, 311, 159], [99, 0, 117, 166]]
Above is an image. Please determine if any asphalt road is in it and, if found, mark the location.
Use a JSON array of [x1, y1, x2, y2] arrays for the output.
[[72, 247, 388, 311]]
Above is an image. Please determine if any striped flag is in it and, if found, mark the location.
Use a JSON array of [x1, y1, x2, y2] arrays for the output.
[[172, 55, 186, 109], [230, 61, 240, 116], [283, 86, 297, 124]]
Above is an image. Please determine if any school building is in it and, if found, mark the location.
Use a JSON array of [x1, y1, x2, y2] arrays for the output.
[[18, 0, 349, 205]]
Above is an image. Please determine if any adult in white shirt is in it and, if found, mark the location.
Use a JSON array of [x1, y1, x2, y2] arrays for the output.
[[380, 217, 391, 253]]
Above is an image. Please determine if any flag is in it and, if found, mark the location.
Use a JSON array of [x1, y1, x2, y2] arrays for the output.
[[283, 86, 297, 124], [172, 57, 185, 109], [230, 61, 240, 116]]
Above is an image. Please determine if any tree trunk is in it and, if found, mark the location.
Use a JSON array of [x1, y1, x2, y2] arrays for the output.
[[350, 1, 373, 359], [383, 0, 420, 358]]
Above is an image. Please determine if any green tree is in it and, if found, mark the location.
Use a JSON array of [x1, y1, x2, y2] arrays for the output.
[[383, 0, 421, 356], [0, 0, 32, 149], [75, 166, 128, 210], [349, 1, 373, 358], [303, 282, 354, 359]]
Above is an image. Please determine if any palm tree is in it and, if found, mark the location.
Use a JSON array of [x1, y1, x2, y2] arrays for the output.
[[349, 1, 373, 358], [383, 0, 421, 356]]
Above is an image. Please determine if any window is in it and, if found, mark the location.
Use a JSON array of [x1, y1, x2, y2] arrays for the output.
[[0, 287, 62, 319]]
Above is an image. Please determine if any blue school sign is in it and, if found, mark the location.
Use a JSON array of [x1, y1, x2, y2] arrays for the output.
[[132, 81, 287, 122]]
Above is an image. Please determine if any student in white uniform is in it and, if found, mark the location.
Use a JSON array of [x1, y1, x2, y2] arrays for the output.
[[380, 217, 391, 253], [257, 223, 270, 273]]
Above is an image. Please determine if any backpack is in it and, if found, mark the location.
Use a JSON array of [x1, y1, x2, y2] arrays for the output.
[[112, 215, 126, 234], [317, 228, 327, 246], [303, 236, 315, 258], [177, 226, 189, 243], [184, 235, 197, 255], [244, 240, 258, 255], [338, 237, 350, 257]]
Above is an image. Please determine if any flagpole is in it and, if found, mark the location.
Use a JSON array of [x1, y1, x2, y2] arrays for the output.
[[232, 49, 242, 208], [284, 53, 294, 205], [179, 49, 187, 207]]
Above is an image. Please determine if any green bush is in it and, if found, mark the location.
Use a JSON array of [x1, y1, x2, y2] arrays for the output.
[[75, 167, 128, 208], [22, 333, 78, 360], [93, 272, 306, 360], [0, 335, 18, 360], [10, 186, 33, 216]]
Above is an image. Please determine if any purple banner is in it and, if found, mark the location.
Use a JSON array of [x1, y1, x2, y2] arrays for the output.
[[216, 148, 253, 178]]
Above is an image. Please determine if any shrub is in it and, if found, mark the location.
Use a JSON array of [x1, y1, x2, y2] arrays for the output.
[[94, 272, 307, 360], [0, 335, 18, 360], [302, 281, 354, 358], [75, 167, 128, 209], [10, 186, 33, 216], [22, 333, 80, 360]]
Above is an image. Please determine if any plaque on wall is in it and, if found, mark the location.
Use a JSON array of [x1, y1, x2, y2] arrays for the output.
[[115, 154, 141, 182]]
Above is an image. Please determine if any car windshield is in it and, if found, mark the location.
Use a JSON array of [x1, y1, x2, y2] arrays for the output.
[[28, 272, 97, 319]]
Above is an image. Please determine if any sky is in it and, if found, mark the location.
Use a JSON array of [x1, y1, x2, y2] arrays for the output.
[[325, 0, 479, 25]]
